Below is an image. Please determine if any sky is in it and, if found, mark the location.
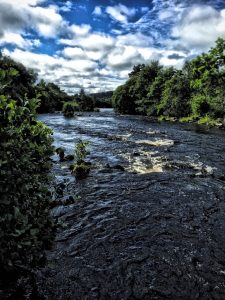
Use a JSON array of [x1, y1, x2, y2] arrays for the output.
[[0, 0, 225, 94]]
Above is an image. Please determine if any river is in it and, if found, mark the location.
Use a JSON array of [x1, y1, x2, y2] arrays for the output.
[[37, 109, 225, 299]]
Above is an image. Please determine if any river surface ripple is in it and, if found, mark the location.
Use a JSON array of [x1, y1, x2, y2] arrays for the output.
[[38, 109, 225, 299]]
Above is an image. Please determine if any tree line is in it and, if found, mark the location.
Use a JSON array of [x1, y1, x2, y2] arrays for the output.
[[0, 53, 101, 114], [112, 38, 225, 125]]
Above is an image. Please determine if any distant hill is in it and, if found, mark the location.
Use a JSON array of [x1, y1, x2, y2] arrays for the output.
[[90, 91, 113, 108]]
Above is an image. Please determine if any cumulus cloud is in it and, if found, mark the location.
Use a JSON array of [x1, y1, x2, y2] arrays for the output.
[[106, 4, 137, 24], [92, 6, 102, 16], [62, 47, 86, 59], [60, 1, 72, 12], [0, 0, 67, 40], [3, 47, 100, 90], [69, 24, 91, 37], [116, 32, 153, 47], [0, 32, 40, 49], [60, 27, 115, 60], [170, 5, 225, 51]]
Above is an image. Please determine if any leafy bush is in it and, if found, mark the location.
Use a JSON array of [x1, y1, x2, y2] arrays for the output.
[[71, 162, 91, 179], [70, 140, 91, 179], [62, 101, 79, 117], [191, 94, 210, 116], [0, 68, 55, 277], [74, 139, 90, 163], [197, 115, 220, 126]]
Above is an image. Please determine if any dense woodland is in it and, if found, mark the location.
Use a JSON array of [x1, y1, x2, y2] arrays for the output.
[[112, 38, 225, 125]]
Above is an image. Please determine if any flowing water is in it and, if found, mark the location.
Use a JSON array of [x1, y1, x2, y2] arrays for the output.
[[37, 109, 225, 299]]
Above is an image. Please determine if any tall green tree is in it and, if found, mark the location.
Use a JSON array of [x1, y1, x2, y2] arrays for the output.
[[146, 67, 176, 116], [76, 89, 95, 112], [157, 71, 191, 117], [0, 55, 36, 101], [190, 38, 225, 117]]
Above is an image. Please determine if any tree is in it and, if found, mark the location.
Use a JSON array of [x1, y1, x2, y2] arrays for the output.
[[128, 64, 145, 77], [36, 80, 72, 113], [133, 61, 162, 115], [146, 67, 176, 116], [112, 83, 136, 114], [0, 55, 36, 101], [190, 38, 225, 117], [76, 89, 94, 111], [157, 71, 191, 117]]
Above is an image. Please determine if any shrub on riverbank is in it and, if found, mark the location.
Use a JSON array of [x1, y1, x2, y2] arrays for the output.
[[0, 66, 56, 283], [112, 38, 225, 124]]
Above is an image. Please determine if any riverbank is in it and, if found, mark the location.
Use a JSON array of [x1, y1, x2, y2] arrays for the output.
[[157, 115, 225, 129]]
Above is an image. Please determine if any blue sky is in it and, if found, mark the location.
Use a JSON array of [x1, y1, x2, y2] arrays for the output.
[[0, 0, 225, 93]]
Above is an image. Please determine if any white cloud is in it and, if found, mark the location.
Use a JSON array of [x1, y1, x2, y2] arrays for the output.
[[3, 48, 110, 93], [116, 32, 153, 47], [0, 0, 67, 40], [106, 4, 137, 24], [62, 47, 86, 59], [60, 1, 72, 12], [69, 24, 91, 37], [60, 28, 115, 56], [92, 6, 102, 16], [171, 5, 225, 51], [141, 7, 149, 13], [0, 32, 40, 49], [78, 34, 115, 51]]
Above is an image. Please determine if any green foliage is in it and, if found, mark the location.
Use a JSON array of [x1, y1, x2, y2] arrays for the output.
[[36, 80, 73, 113], [90, 91, 113, 108], [179, 115, 198, 123], [112, 38, 225, 123], [71, 162, 91, 179], [71, 140, 91, 179], [112, 84, 136, 114], [76, 89, 95, 112], [132, 62, 162, 115], [0, 55, 36, 101], [191, 94, 210, 116], [146, 67, 175, 116], [157, 71, 191, 117], [197, 115, 219, 126], [62, 101, 79, 117], [0, 65, 55, 276], [74, 139, 90, 163], [112, 61, 162, 115]]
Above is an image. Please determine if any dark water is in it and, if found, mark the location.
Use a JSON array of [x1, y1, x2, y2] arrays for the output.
[[37, 110, 225, 300]]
